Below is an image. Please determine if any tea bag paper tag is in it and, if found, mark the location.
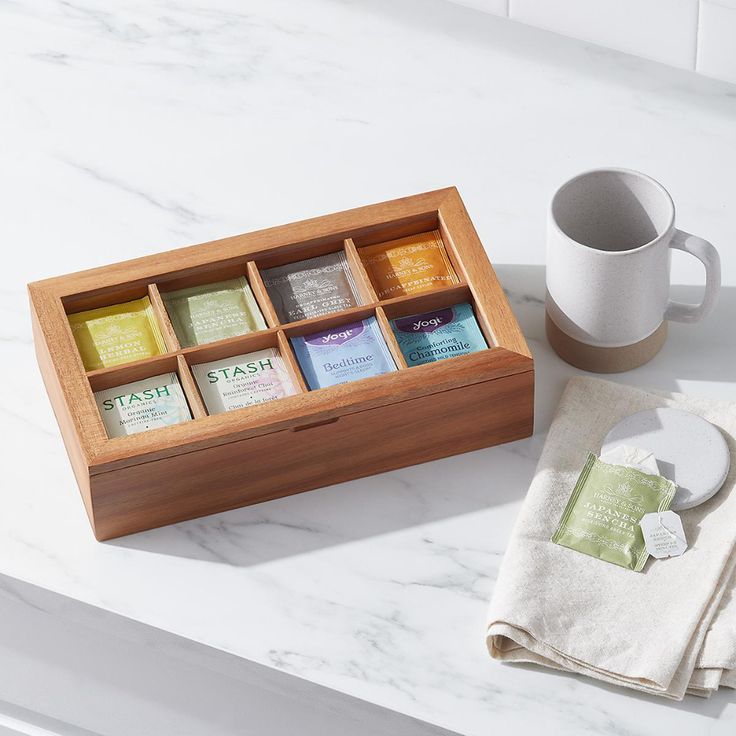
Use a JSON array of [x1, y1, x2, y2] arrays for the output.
[[600, 445, 659, 475], [639, 511, 688, 559]]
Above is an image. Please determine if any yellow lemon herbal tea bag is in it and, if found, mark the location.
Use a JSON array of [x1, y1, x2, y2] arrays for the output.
[[68, 296, 166, 371], [359, 230, 459, 300]]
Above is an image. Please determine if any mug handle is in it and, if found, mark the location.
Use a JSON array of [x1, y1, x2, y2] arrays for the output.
[[663, 229, 721, 324]]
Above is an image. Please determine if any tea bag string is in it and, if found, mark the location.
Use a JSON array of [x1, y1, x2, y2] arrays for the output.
[[656, 495, 687, 545]]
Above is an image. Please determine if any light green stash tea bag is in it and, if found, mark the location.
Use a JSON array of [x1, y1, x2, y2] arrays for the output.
[[162, 277, 266, 348], [552, 453, 676, 571]]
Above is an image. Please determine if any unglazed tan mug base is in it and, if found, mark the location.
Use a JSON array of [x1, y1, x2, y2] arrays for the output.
[[545, 311, 668, 373]]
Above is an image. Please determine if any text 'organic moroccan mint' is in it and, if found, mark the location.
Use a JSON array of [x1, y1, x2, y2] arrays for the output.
[[94, 373, 192, 438]]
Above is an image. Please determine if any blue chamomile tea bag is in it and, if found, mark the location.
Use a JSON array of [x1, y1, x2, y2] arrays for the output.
[[291, 316, 396, 390], [390, 302, 488, 367]]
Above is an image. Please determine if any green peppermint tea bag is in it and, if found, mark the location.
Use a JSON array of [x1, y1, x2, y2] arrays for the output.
[[162, 277, 266, 348], [552, 453, 676, 571]]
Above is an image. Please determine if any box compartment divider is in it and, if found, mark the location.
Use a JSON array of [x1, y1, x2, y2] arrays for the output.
[[277, 330, 309, 393], [246, 261, 280, 328], [374, 306, 408, 370], [176, 355, 208, 419], [147, 283, 181, 352], [180, 327, 280, 364], [86, 354, 181, 393], [343, 238, 378, 304]]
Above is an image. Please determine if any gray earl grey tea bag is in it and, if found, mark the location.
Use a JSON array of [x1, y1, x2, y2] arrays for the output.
[[261, 251, 362, 323]]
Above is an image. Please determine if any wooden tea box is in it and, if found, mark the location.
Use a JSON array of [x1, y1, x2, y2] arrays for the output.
[[28, 188, 534, 540]]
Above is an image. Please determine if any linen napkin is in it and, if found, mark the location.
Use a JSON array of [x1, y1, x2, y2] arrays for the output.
[[690, 566, 736, 696], [487, 377, 736, 700]]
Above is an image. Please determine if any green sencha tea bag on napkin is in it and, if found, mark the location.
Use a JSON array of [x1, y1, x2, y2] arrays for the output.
[[162, 277, 266, 348], [552, 453, 677, 571]]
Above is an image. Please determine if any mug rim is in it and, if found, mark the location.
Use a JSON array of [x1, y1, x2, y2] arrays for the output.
[[549, 167, 676, 255]]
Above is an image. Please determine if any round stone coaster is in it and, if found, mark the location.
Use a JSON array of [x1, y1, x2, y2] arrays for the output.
[[602, 408, 730, 511]]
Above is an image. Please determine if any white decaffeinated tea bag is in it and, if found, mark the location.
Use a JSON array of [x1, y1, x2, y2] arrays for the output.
[[192, 348, 298, 415], [95, 373, 192, 438]]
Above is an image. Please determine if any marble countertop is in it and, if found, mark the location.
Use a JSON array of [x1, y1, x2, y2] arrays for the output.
[[3, 0, 736, 733]]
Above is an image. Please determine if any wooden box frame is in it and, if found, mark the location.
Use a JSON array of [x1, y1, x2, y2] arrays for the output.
[[29, 188, 534, 540]]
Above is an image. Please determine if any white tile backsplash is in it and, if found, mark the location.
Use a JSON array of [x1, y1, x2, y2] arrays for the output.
[[509, 0, 699, 68], [445, 0, 736, 84], [697, 1, 736, 83]]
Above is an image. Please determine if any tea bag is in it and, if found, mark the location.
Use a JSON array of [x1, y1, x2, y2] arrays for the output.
[[261, 252, 362, 323], [601, 445, 659, 475], [192, 348, 298, 414], [68, 296, 166, 371], [162, 277, 266, 348], [551, 452, 677, 571], [291, 317, 396, 390], [359, 230, 459, 300], [391, 302, 487, 366], [95, 373, 192, 438]]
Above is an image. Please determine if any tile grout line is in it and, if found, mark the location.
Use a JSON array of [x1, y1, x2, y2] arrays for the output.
[[459, 0, 736, 82]]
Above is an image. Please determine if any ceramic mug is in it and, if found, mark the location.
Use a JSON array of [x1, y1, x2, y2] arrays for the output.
[[546, 168, 721, 373]]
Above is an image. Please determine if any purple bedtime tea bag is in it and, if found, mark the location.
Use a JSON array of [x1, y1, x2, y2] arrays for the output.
[[291, 316, 396, 390]]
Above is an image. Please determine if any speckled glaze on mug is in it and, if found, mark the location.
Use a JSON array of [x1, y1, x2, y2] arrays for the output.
[[546, 168, 721, 372]]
